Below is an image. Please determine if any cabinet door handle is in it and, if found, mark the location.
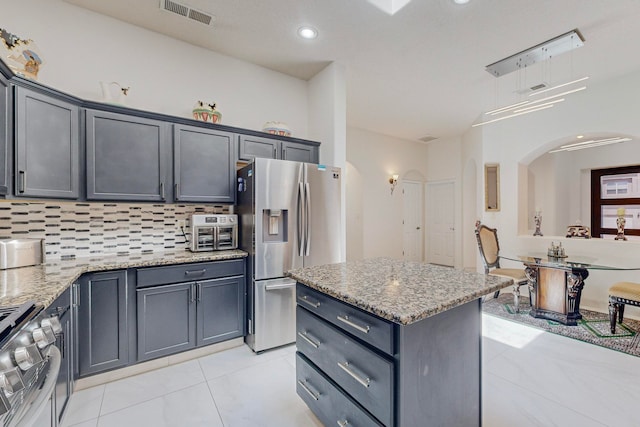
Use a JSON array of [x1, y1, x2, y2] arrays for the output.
[[197, 283, 202, 302], [18, 170, 26, 193], [174, 183, 179, 199], [189, 284, 196, 303], [297, 380, 320, 401], [337, 420, 349, 427], [297, 295, 320, 309], [273, 147, 277, 157], [336, 315, 370, 334], [160, 182, 166, 200], [297, 331, 320, 349], [337, 361, 370, 388], [185, 269, 206, 277]]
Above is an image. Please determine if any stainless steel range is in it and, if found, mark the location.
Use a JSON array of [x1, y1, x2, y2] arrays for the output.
[[0, 301, 62, 427]]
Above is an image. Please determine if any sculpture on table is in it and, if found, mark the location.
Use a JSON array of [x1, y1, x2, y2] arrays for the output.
[[533, 210, 543, 236], [615, 208, 627, 241]]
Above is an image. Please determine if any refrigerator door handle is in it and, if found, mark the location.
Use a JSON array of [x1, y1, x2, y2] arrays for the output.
[[297, 182, 304, 256], [304, 182, 311, 256]]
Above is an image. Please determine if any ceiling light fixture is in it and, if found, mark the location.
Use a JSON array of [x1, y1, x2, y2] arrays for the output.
[[453, 0, 470, 4], [548, 137, 632, 153], [472, 104, 555, 127], [528, 76, 589, 97], [297, 26, 318, 39]]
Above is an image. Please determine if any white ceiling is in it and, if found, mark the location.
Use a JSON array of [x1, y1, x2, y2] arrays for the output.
[[64, 0, 640, 142]]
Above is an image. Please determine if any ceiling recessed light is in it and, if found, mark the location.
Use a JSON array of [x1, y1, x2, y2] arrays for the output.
[[453, 0, 470, 4], [298, 26, 318, 39], [577, 135, 584, 139]]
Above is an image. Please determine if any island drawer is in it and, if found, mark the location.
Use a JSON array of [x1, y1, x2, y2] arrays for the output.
[[296, 352, 385, 427], [296, 283, 394, 355], [137, 259, 244, 287], [297, 306, 393, 426]]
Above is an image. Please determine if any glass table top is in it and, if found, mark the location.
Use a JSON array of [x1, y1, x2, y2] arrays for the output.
[[500, 254, 640, 270]]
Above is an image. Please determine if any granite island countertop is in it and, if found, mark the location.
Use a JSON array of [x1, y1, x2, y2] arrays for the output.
[[0, 249, 247, 308], [288, 257, 513, 325]]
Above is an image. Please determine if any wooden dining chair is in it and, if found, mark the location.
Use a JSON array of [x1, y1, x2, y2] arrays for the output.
[[474, 221, 531, 312]]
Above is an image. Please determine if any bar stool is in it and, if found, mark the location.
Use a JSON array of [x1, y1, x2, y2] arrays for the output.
[[608, 282, 640, 333]]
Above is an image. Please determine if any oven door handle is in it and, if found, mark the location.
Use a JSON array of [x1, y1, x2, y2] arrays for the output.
[[13, 345, 61, 427]]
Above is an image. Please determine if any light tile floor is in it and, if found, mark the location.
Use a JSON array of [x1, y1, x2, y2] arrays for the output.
[[62, 314, 640, 427]]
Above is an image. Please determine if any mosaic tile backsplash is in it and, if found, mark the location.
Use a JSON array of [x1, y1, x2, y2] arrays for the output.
[[0, 200, 231, 260]]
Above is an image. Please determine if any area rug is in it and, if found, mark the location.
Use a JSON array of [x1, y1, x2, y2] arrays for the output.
[[482, 294, 640, 358]]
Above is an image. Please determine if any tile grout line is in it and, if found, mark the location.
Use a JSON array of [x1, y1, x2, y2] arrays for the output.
[[198, 357, 227, 427]]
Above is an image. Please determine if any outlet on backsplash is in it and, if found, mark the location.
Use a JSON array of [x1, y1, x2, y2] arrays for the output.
[[177, 219, 186, 230]]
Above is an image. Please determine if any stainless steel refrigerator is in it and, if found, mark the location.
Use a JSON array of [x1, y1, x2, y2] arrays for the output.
[[237, 158, 342, 352]]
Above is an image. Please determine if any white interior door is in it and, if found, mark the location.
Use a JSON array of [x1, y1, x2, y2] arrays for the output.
[[402, 180, 423, 261], [427, 181, 455, 266]]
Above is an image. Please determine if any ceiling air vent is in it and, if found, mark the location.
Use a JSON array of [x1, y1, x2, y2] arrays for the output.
[[514, 82, 548, 95], [419, 135, 437, 143], [160, 0, 214, 26]]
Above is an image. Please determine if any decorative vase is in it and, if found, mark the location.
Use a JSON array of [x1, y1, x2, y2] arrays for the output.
[[615, 210, 627, 241], [262, 121, 291, 136], [533, 210, 543, 236], [100, 81, 130, 105], [0, 28, 43, 80]]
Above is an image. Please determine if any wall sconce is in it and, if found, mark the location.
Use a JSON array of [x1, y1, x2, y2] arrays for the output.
[[389, 174, 399, 195]]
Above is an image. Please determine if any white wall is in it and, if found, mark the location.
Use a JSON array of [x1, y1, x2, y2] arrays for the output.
[[5, 0, 309, 136], [346, 127, 428, 259], [470, 69, 640, 315]]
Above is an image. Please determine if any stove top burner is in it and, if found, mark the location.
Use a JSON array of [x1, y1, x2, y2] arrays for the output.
[[0, 302, 38, 345]]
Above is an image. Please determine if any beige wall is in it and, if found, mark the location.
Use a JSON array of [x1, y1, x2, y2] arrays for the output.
[[346, 127, 428, 260]]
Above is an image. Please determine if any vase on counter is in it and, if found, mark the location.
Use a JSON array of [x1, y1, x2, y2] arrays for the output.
[[615, 208, 627, 241]]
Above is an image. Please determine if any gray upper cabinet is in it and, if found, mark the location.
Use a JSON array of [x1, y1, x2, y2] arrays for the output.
[[0, 74, 9, 195], [282, 141, 319, 163], [239, 134, 319, 164], [77, 270, 129, 377], [86, 109, 169, 201], [238, 134, 279, 161], [14, 86, 80, 199], [174, 124, 236, 203]]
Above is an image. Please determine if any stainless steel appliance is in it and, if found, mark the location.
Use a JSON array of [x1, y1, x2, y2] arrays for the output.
[[238, 158, 342, 352], [189, 214, 238, 252], [0, 301, 63, 427], [0, 239, 44, 270]]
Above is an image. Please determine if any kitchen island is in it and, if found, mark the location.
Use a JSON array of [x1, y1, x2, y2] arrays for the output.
[[288, 258, 513, 427]]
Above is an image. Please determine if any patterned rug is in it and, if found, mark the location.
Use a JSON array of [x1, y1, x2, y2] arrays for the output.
[[482, 294, 640, 358]]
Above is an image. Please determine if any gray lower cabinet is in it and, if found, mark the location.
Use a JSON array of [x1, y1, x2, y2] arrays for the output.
[[197, 276, 245, 346], [296, 284, 482, 427], [14, 86, 80, 199], [136, 260, 246, 362], [238, 134, 319, 164], [137, 282, 196, 361], [173, 124, 236, 203], [47, 287, 73, 426], [86, 109, 169, 201], [77, 270, 129, 377], [0, 74, 9, 195]]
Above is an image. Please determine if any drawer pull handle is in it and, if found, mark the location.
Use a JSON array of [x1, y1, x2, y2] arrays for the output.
[[336, 315, 370, 334], [298, 295, 320, 309], [297, 380, 320, 401], [185, 269, 206, 277], [297, 331, 320, 348], [337, 361, 370, 388], [337, 420, 349, 427]]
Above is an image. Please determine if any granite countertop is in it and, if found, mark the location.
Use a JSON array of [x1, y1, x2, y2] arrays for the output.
[[288, 257, 513, 325], [0, 249, 247, 308]]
